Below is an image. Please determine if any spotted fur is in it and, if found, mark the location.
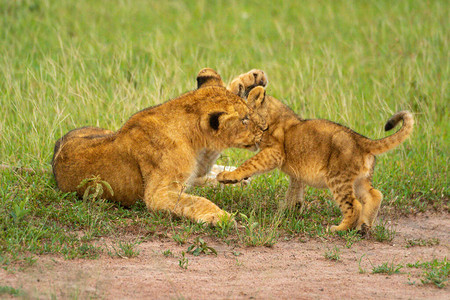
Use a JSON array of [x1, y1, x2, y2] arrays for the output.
[[217, 81, 414, 232]]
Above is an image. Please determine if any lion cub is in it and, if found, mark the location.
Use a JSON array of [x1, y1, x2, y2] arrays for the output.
[[190, 69, 268, 186], [217, 84, 414, 232], [52, 69, 268, 225]]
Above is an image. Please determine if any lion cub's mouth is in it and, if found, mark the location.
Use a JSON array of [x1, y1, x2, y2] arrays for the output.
[[244, 144, 259, 151]]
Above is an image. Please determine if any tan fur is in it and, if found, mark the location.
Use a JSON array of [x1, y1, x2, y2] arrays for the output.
[[190, 69, 268, 186], [52, 69, 268, 225], [217, 83, 414, 232]]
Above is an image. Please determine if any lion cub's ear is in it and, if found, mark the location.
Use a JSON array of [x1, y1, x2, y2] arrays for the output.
[[208, 112, 226, 131], [247, 86, 268, 130], [196, 68, 226, 89], [247, 86, 266, 110], [199, 111, 227, 134]]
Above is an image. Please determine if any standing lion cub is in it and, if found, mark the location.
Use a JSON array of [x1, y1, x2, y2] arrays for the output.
[[217, 74, 414, 232], [52, 69, 268, 225]]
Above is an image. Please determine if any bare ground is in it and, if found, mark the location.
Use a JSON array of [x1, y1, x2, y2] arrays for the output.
[[1, 213, 449, 299]]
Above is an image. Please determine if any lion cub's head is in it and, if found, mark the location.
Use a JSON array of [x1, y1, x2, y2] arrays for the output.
[[195, 69, 268, 152]]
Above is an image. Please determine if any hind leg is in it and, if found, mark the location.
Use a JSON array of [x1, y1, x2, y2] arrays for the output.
[[327, 176, 362, 232], [354, 177, 383, 231]]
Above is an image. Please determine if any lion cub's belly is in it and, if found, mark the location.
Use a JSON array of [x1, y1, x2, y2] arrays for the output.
[[281, 161, 328, 189]]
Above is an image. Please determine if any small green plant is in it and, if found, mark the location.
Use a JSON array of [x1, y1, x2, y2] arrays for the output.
[[172, 233, 189, 245], [406, 238, 440, 248], [63, 242, 103, 260], [77, 175, 114, 201], [179, 251, 189, 269], [337, 229, 362, 248], [235, 258, 243, 266], [0, 286, 22, 297], [358, 254, 367, 274], [372, 261, 403, 275], [324, 246, 341, 261], [77, 243, 102, 259], [372, 222, 396, 242], [214, 212, 236, 238], [170, 224, 198, 245], [407, 274, 416, 286], [407, 258, 449, 288], [187, 237, 217, 256], [163, 249, 173, 257], [109, 240, 141, 258], [239, 213, 279, 247], [10, 197, 30, 223], [23, 255, 37, 267], [285, 216, 327, 238]]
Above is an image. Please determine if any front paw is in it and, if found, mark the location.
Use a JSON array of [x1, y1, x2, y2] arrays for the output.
[[244, 69, 268, 88], [216, 171, 242, 184], [198, 210, 234, 226]]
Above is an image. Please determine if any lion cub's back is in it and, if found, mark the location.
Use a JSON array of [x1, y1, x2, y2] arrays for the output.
[[52, 126, 114, 170]]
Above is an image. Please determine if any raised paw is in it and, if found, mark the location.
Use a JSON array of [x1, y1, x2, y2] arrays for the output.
[[216, 171, 243, 184], [228, 69, 268, 98]]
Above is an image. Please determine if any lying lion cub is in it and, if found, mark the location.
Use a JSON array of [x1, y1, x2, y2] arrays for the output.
[[217, 76, 414, 232], [52, 69, 267, 225]]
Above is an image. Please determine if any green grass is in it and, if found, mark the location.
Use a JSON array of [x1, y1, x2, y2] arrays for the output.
[[178, 251, 189, 270], [372, 261, 404, 275], [108, 240, 141, 258], [187, 237, 217, 256], [1, 0, 449, 267], [371, 221, 396, 242], [407, 258, 449, 288], [406, 238, 440, 248], [336, 229, 363, 248], [0, 285, 23, 297], [324, 246, 341, 261]]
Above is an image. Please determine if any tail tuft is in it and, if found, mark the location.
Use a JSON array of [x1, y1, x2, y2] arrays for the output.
[[384, 120, 395, 131]]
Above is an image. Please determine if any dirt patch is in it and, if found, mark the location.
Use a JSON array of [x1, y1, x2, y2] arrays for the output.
[[1, 214, 449, 299]]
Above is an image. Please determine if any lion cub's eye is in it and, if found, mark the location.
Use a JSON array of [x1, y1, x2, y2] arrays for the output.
[[242, 115, 249, 125]]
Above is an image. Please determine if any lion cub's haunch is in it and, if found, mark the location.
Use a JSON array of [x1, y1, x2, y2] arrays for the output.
[[52, 69, 268, 225], [217, 86, 414, 232]]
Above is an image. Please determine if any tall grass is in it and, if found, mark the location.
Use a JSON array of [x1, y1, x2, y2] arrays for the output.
[[0, 0, 448, 265]]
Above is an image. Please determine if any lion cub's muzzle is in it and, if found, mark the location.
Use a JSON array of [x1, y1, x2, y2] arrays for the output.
[[243, 143, 260, 152]]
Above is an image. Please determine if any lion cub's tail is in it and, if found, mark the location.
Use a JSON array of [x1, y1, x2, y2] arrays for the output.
[[360, 111, 414, 155]]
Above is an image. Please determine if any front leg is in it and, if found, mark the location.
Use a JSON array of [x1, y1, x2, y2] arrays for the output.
[[217, 146, 284, 184], [280, 177, 306, 212], [144, 178, 230, 225]]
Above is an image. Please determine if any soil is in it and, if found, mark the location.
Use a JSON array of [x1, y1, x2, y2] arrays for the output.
[[1, 213, 449, 299]]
